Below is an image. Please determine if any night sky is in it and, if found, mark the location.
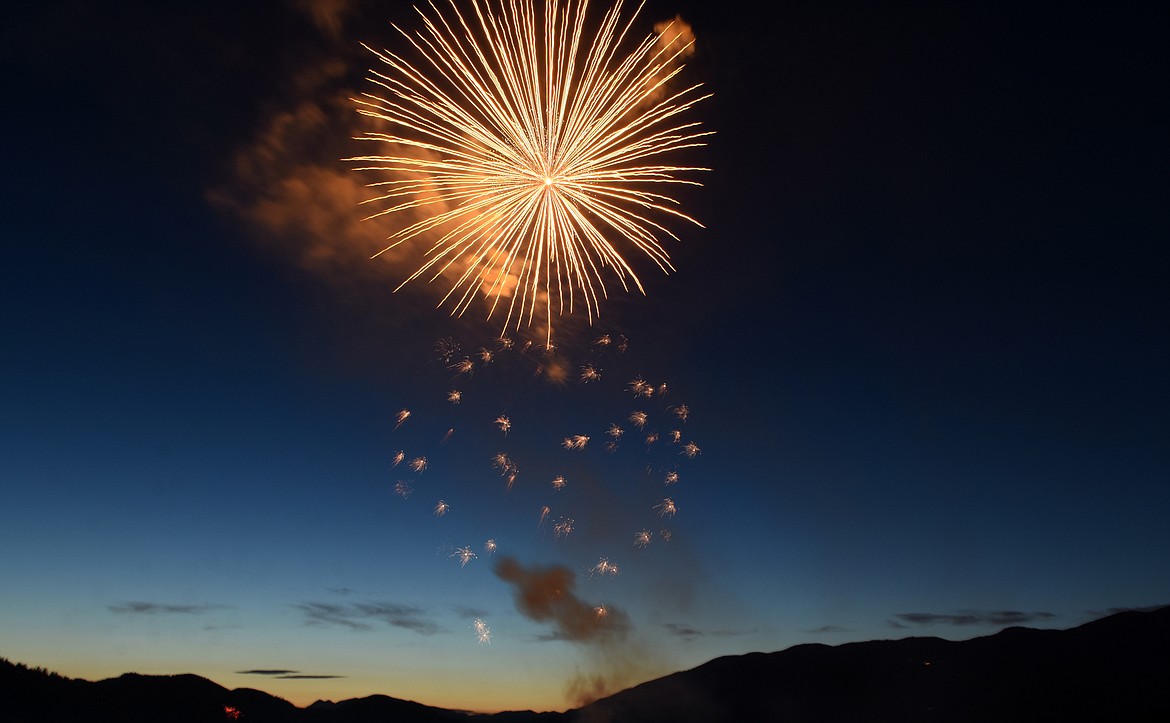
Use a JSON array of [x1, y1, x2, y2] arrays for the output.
[[2, 0, 1167, 714]]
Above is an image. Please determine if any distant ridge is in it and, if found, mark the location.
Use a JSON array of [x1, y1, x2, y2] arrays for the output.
[[4, 606, 1168, 722]]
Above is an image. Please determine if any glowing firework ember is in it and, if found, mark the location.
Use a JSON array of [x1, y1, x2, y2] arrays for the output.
[[629, 410, 648, 429], [451, 545, 477, 567], [494, 415, 512, 435], [484, 538, 497, 555], [394, 480, 413, 498], [394, 409, 411, 428], [551, 474, 567, 491], [634, 529, 652, 548], [447, 389, 462, 404], [474, 617, 492, 644], [664, 470, 679, 485], [562, 434, 590, 450], [590, 557, 620, 577], [580, 364, 602, 383], [434, 499, 450, 516], [654, 497, 677, 517], [554, 517, 575, 538], [351, 0, 710, 337], [391, 450, 404, 466], [681, 441, 700, 458], [409, 456, 428, 472]]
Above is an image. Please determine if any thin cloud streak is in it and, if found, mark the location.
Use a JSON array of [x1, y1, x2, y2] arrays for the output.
[[295, 601, 440, 634], [108, 602, 228, 615]]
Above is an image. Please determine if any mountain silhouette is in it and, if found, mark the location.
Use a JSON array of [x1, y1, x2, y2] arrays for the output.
[[4, 606, 1167, 722]]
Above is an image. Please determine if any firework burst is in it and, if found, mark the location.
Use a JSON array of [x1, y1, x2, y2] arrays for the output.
[[351, 0, 710, 337]]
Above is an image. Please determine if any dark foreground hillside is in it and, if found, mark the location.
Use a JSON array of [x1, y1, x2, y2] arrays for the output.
[[4, 606, 1168, 722]]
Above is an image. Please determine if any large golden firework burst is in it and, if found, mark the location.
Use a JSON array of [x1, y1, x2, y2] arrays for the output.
[[351, 0, 711, 338]]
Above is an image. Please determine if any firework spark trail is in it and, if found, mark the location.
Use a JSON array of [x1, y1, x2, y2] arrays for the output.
[[629, 410, 648, 429], [485, 538, 497, 555], [452, 545, 477, 567], [394, 480, 413, 498], [590, 558, 620, 577], [474, 617, 492, 644], [633, 529, 652, 548], [580, 364, 601, 382], [494, 415, 512, 434], [448, 389, 463, 404], [539, 505, 551, 528], [391, 450, 405, 466], [351, 0, 711, 338], [563, 434, 590, 450], [395, 409, 411, 428], [409, 456, 428, 472], [434, 499, 450, 516], [554, 517, 575, 538], [551, 474, 567, 491], [681, 441, 700, 458], [654, 497, 676, 517], [664, 470, 679, 485]]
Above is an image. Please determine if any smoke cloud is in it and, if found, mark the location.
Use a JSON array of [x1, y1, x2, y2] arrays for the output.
[[494, 556, 629, 643]]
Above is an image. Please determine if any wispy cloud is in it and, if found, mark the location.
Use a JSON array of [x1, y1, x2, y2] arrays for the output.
[[663, 622, 703, 639], [295, 601, 440, 634], [892, 610, 1057, 627], [806, 625, 849, 634], [109, 602, 228, 615]]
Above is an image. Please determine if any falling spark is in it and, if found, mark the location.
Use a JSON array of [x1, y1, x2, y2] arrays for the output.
[[594, 605, 609, 620], [551, 475, 567, 491], [590, 558, 620, 577], [409, 456, 428, 472], [450, 357, 475, 376], [448, 389, 462, 404], [484, 538, 497, 555], [656, 382, 668, 396], [497, 335, 514, 350], [606, 423, 625, 439], [645, 431, 659, 446], [580, 364, 602, 383], [659, 528, 673, 542], [681, 441, 700, 459], [434, 499, 450, 516], [492, 452, 519, 489], [664, 470, 679, 485], [628, 377, 652, 397], [351, 0, 711, 338], [634, 529, 652, 548], [441, 427, 455, 444], [667, 429, 682, 444], [394, 409, 411, 428], [494, 415, 512, 435], [391, 450, 405, 467], [594, 335, 612, 347], [477, 347, 494, 365], [629, 411, 648, 429], [655, 497, 677, 517], [605, 441, 618, 452], [672, 404, 690, 423], [562, 434, 590, 450], [474, 617, 492, 644], [554, 517, 575, 538], [538, 505, 551, 528], [394, 480, 413, 498], [451, 545, 477, 567]]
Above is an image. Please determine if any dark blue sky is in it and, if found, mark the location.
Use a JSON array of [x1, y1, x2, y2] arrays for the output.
[[2, 0, 1167, 712]]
